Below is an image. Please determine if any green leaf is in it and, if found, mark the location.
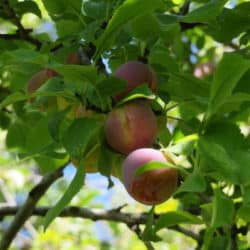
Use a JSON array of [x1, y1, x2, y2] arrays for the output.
[[203, 230, 230, 250], [48, 109, 71, 142], [131, 13, 161, 40], [142, 207, 161, 242], [237, 204, 250, 222], [117, 84, 155, 105], [19, 143, 68, 161], [218, 92, 250, 114], [180, 0, 227, 24], [242, 184, 250, 205], [6, 121, 28, 151], [43, 163, 85, 230], [15, 0, 42, 18], [157, 118, 171, 147], [176, 173, 206, 193], [199, 138, 240, 183], [82, 0, 107, 19], [42, 0, 67, 16], [208, 53, 250, 117], [156, 14, 180, 42], [202, 227, 215, 250], [35, 156, 68, 173], [0, 111, 11, 129], [26, 116, 54, 153], [0, 92, 26, 109], [211, 189, 235, 227], [98, 144, 113, 177], [149, 47, 179, 73], [135, 161, 175, 178], [207, 4, 250, 43], [3, 49, 48, 65], [35, 77, 73, 98], [168, 134, 198, 155], [94, 0, 164, 59], [165, 73, 209, 119], [96, 76, 127, 97], [198, 122, 250, 184], [56, 20, 82, 38], [62, 118, 101, 160], [155, 210, 203, 230], [51, 64, 97, 87]]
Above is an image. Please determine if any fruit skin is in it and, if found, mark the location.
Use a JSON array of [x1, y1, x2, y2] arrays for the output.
[[122, 148, 178, 205], [26, 69, 55, 107], [114, 61, 157, 101], [65, 51, 82, 65], [46, 68, 59, 77], [26, 69, 51, 95], [104, 100, 158, 155]]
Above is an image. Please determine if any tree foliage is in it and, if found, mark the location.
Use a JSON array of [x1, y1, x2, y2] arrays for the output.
[[0, 0, 250, 249]]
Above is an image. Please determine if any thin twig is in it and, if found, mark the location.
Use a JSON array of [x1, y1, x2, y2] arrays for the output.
[[0, 167, 64, 250], [1, 0, 41, 48], [144, 241, 155, 250], [180, 0, 190, 15], [0, 180, 37, 238]]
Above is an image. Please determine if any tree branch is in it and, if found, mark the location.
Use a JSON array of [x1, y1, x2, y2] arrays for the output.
[[0, 205, 146, 226], [0, 205, 202, 246], [0, 0, 41, 49], [0, 167, 64, 250]]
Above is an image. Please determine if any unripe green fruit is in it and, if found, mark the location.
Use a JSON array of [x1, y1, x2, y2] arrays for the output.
[[114, 61, 157, 101], [122, 148, 178, 205], [72, 149, 122, 178], [104, 100, 158, 155]]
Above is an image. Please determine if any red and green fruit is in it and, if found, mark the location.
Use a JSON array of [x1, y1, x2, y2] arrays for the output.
[[104, 100, 158, 155], [26, 69, 51, 95], [65, 51, 82, 65], [122, 148, 178, 205], [114, 61, 157, 101], [26, 69, 56, 108]]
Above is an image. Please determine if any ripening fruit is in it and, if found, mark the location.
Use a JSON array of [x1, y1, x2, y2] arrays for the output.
[[26, 69, 51, 95], [26, 68, 58, 111], [114, 61, 157, 101], [65, 51, 82, 65], [46, 68, 59, 78], [104, 100, 157, 155], [122, 148, 178, 205]]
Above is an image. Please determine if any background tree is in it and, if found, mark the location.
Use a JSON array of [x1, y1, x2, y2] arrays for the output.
[[0, 0, 250, 249]]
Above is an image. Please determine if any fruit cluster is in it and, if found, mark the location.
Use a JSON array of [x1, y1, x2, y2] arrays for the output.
[[26, 55, 178, 206], [104, 61, 178, 205]]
